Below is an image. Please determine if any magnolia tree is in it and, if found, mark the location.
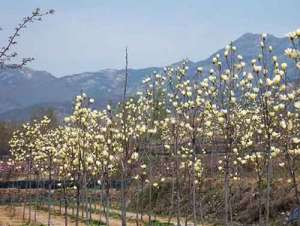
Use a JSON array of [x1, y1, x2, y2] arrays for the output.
[[8, 28, 300, 226], [10, 117, 51, 222], [286, 30, 300, 69]]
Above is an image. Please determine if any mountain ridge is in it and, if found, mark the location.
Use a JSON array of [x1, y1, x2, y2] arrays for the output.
[[0, 32, 296, 121]]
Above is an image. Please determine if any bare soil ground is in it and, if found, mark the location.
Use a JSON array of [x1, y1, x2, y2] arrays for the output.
[[0, 206, 24, 226], [50, 204, 204, 226], [0, 204, 212, 226], [0, 205, 140, 226], [0, 205, 85, 226]]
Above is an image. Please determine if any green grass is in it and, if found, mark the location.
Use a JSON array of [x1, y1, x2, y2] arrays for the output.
[[144, 220, 174, 226], [87, 219, 106, 225], [21, 223, 46, 226]]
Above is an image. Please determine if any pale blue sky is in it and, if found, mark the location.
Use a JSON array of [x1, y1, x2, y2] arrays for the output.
[[0, 0, 299, 76]]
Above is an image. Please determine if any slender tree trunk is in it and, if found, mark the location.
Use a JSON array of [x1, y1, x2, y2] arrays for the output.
[[34, 174, 39, 223], [81, 193, 84, 217], [191, 133, 197, 226], [265, 136, 272, 226], [168, 171, 175, 224], [141, 180, 144, 222], [22, 176, 27, 220], [72, 197, 74, 216], [121, 163, 127, 226], [136, 182, 139, 226], [148, 160, 152, 224], [224, 152, 230, 226], [48, 163, 52, 226], [106, 177, 111, 226], [224, 118, 233, 226], [63, 178, 68, 226], [75, 184, 80, 226], [199, 196, 204, 226], [229, 186, 233, 223], [83, 171, 88, 221], [60, 199, 62, 214], [29, 169, 32, 222], [175, 134, 181, 226], [121, 47, 129, 226], [257, 173, 263, 226], [101, 176, 110, 225], [99, 179, 103, 222], [89, 197, 92, 221]]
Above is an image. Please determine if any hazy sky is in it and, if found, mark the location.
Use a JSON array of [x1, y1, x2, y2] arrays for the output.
[[0, 0, 299, 77]]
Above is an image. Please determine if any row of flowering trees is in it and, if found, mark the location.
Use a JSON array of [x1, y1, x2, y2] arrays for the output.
[[8, 28, 300, 226]]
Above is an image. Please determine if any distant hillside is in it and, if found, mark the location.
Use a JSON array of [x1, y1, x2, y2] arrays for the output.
[[0, 33, 297, 121]]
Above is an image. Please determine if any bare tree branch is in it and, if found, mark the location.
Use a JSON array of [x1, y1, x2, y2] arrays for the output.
[[0, 8, 54, 68]]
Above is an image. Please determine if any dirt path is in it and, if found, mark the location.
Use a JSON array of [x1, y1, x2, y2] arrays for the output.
[[51, 204, 202, 226], [0, 205, 86, 226], [93, 204, 189, 225], [1, 204, 211, 226], [50, 205, 138, 226], [0, 205, 138, 226], [0, 206, 24, 226]]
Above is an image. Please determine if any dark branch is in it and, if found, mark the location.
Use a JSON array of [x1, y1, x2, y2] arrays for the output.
[[0, 8, 54, 68]]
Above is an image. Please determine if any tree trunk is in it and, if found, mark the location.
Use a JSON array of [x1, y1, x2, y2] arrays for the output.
[[63, 178, 68, 226], [265, 138, 272, 226], [121, 163, 127, 226], [75, 185, 80, 226], [48, 165, 52, 226], [224, 152, 230, 226]]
